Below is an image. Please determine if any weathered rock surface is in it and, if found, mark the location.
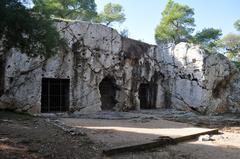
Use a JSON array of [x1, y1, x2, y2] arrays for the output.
[[0, 21, 239, 114], [0, 22, 160, 113], [158, 43, 240, 114]]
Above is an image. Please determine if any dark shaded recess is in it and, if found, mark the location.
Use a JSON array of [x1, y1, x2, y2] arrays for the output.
[[122, 37, 151, 59], [164, 90, 172, 108], [72, 39, 84, 54], [41, 78, 70, 113], [0, 55, 5, 97], [139, 83, 158, 109], [151, 71, 162, 82], [131, 60, 142, 81], [156, 72, 172, 109], [72, 40, 86, 65], [99, 77, 117, 110], [212, 75, 232, 99]]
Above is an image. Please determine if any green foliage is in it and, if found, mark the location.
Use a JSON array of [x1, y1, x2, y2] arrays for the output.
[[33, 0, 97, 21], [193, 28, 222, 44], [234, 19, 240, 32], [217, 33, 240, 60], [0, 0, 63, 57], [192, 28, 222, 52], [98, 3, 126, 26], [155, 0, 195, 44], [232, 61, 240, 68]]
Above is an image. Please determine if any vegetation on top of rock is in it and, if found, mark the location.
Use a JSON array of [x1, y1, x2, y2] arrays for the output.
[[1, 0, 239, 63], [155, 0, 195, 44], [155, 0, 240, 64], [192, 28, 222, 53], [155, 0, 222, 49], [33, 0, 126, 27], [0, 0, 64, 57], [212, 19, 240, 63], [96, 3, 126, 26], [217, 33, 240, 61], [32, 0, 97, 21], [0, 0, 127, 58]]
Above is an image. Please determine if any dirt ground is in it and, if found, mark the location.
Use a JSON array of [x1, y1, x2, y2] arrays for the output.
[[60, 118, 217, 149], [1, 110, 240, 159], [0, 111, 101, 159]]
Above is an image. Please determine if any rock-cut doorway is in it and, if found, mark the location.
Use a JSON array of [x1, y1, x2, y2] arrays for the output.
[[138, 83, 157, 109], [99, 77, 116, 110], [41, 78, 70, 113]]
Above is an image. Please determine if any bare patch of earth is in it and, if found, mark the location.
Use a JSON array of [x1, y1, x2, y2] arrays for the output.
[[0, 111, 101, 159], [1, 109, 240, 159], [56, 110, 240, 159]]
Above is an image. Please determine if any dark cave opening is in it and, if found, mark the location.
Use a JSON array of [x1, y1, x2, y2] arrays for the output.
[[99, 77, 117, 111], [212, 80, 228, 99], [138, 83, 157, 109]]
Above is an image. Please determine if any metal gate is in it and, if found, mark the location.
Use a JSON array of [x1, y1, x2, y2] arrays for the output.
[[41, 78, 70, 113]]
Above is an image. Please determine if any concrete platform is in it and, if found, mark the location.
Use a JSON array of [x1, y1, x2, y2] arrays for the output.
[[60, 118, 218, 150]]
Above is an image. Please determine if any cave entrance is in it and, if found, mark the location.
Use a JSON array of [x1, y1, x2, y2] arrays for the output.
[[138, 83, 157, 109], [99, 77, 116, 110], [41, 78, 70, 113]]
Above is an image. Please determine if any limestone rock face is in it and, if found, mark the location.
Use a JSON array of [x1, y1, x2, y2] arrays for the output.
[[159, 42, 240, 114], [228, 74, 240, 113], [0, 21, 240, 114], [0, 22, 161, 113]]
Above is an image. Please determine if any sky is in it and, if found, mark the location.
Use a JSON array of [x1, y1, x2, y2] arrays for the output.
[[95, 0, 240, 45]]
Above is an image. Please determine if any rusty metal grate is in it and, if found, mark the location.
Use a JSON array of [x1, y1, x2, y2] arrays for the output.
[[41, 78, 70, 113]]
